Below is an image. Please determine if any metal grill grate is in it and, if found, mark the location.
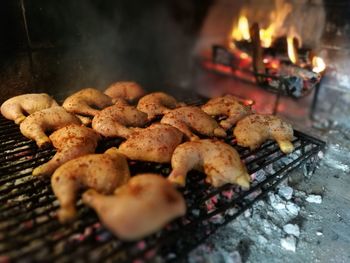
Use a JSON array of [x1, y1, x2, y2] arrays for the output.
[[0, 113, 325, 262]]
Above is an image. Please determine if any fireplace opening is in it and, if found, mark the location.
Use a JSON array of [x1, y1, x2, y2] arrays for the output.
[[0, 0, 349, 262]]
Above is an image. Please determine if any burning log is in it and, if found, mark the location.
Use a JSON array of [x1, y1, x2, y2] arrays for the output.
[[249, 23, 265, 83]]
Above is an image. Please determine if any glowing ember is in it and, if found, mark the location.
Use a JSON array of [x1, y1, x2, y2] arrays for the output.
[[231, 15, 251, 42], [243, 99, 255, 106], [240, 52, 249, 60], [312, 56, 326, 73]]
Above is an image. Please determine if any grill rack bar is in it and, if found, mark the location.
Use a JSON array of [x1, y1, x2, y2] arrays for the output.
[[0, 114, 325, 262]]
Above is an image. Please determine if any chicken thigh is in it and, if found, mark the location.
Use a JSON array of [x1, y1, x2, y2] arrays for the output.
[[168, 139, 250, 188], [1, 93, 58, 124], [161, 106, 226, 141], [118, 123, 183, 163], [51, 147, 130, 223], [62, 88, 113, 118], [19, 106, 81, 148], [233, 114, 294, 154], [82, 173, 186, 241], [201, 95, 252, 130], [104, 81, 146, 103], [137, 92, 184, 120], [32, 125, 100, 177], [92, 99, 148, 138]]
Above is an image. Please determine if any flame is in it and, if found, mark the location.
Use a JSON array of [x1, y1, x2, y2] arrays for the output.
[[287, 36, 297, 64], [259, 26, 274, 48], [240, 52, 249, 59], [231, 15, 250, 42], [231, 0, 294, 48], [312, 56, 326, 73]]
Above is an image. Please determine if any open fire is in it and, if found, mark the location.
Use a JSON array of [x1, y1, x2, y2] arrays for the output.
[[230, 11, 325, 71], [199, 0, 327, 99]]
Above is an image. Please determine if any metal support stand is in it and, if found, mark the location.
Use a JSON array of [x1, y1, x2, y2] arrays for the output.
[[273, 93, 281, 115], [309, 81, 321, 121]]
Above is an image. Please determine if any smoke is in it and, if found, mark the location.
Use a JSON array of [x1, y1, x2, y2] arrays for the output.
[[47, 1, 211, 95]]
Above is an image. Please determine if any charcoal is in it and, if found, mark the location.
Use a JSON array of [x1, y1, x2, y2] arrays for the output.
[[281, 76, 304, 98]]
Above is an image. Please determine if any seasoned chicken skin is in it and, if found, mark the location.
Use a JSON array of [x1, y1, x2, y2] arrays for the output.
[[52, 147, 130, 223], [104, 81, 146, 103], [32, 125, 100, 177], [1, 93, 58, 124], [63, 88, 113, 118], [118, 123, 183, 163], [161, 106, 226, 141], [168, 139, 250, 188], [234, 114, 294, 154], [19, 106, 81, 148], [137, 92, 184, 120], [82, 173, 186, 241], [201, 95, 252, 130], [92, 99, 148, 138]]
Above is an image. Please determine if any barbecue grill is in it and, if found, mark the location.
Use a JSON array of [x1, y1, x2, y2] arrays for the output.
[[0, 100, 325, 262]]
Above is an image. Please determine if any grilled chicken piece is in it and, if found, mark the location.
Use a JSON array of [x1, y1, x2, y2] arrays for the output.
[[62, 88, 113, 119], [82, 173, 186, 240], [52, 147, 130, 223], [137, 92, 184, 120], [92, 99, 148, 138], [1, 93, 58, 124], [161, 106, 226, 141], [168, 139, 250, 188], [104, 81, 146, 103], [234, 114, 294, 154], [19, 106, 81, 148], [201, 95, 252, 130], [32, 125, 100, 177], [118, 123, 183, 163]]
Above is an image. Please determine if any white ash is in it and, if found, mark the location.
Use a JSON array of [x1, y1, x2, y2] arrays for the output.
[[317, 151, 324, 159], [322, 144, 350, 172], [210, 214, 225, 225], [306, 195, 322, 204], [278, 186, 294, 200], [243, 209, 252, 218], [281, 235, 297, 252], [285, 202, 301, 216], [189, 246, 242, 263], [189, 187, 302, 262], [251, 169, 267, 183], [268, 193, 286, 210], [272, 151, 301, 171], [263, 163, 276, 174], [226, 207, 239, 216], [312, 116, 332, 130], [294, 189, 307, 199], [283, 224, 300, 237]]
